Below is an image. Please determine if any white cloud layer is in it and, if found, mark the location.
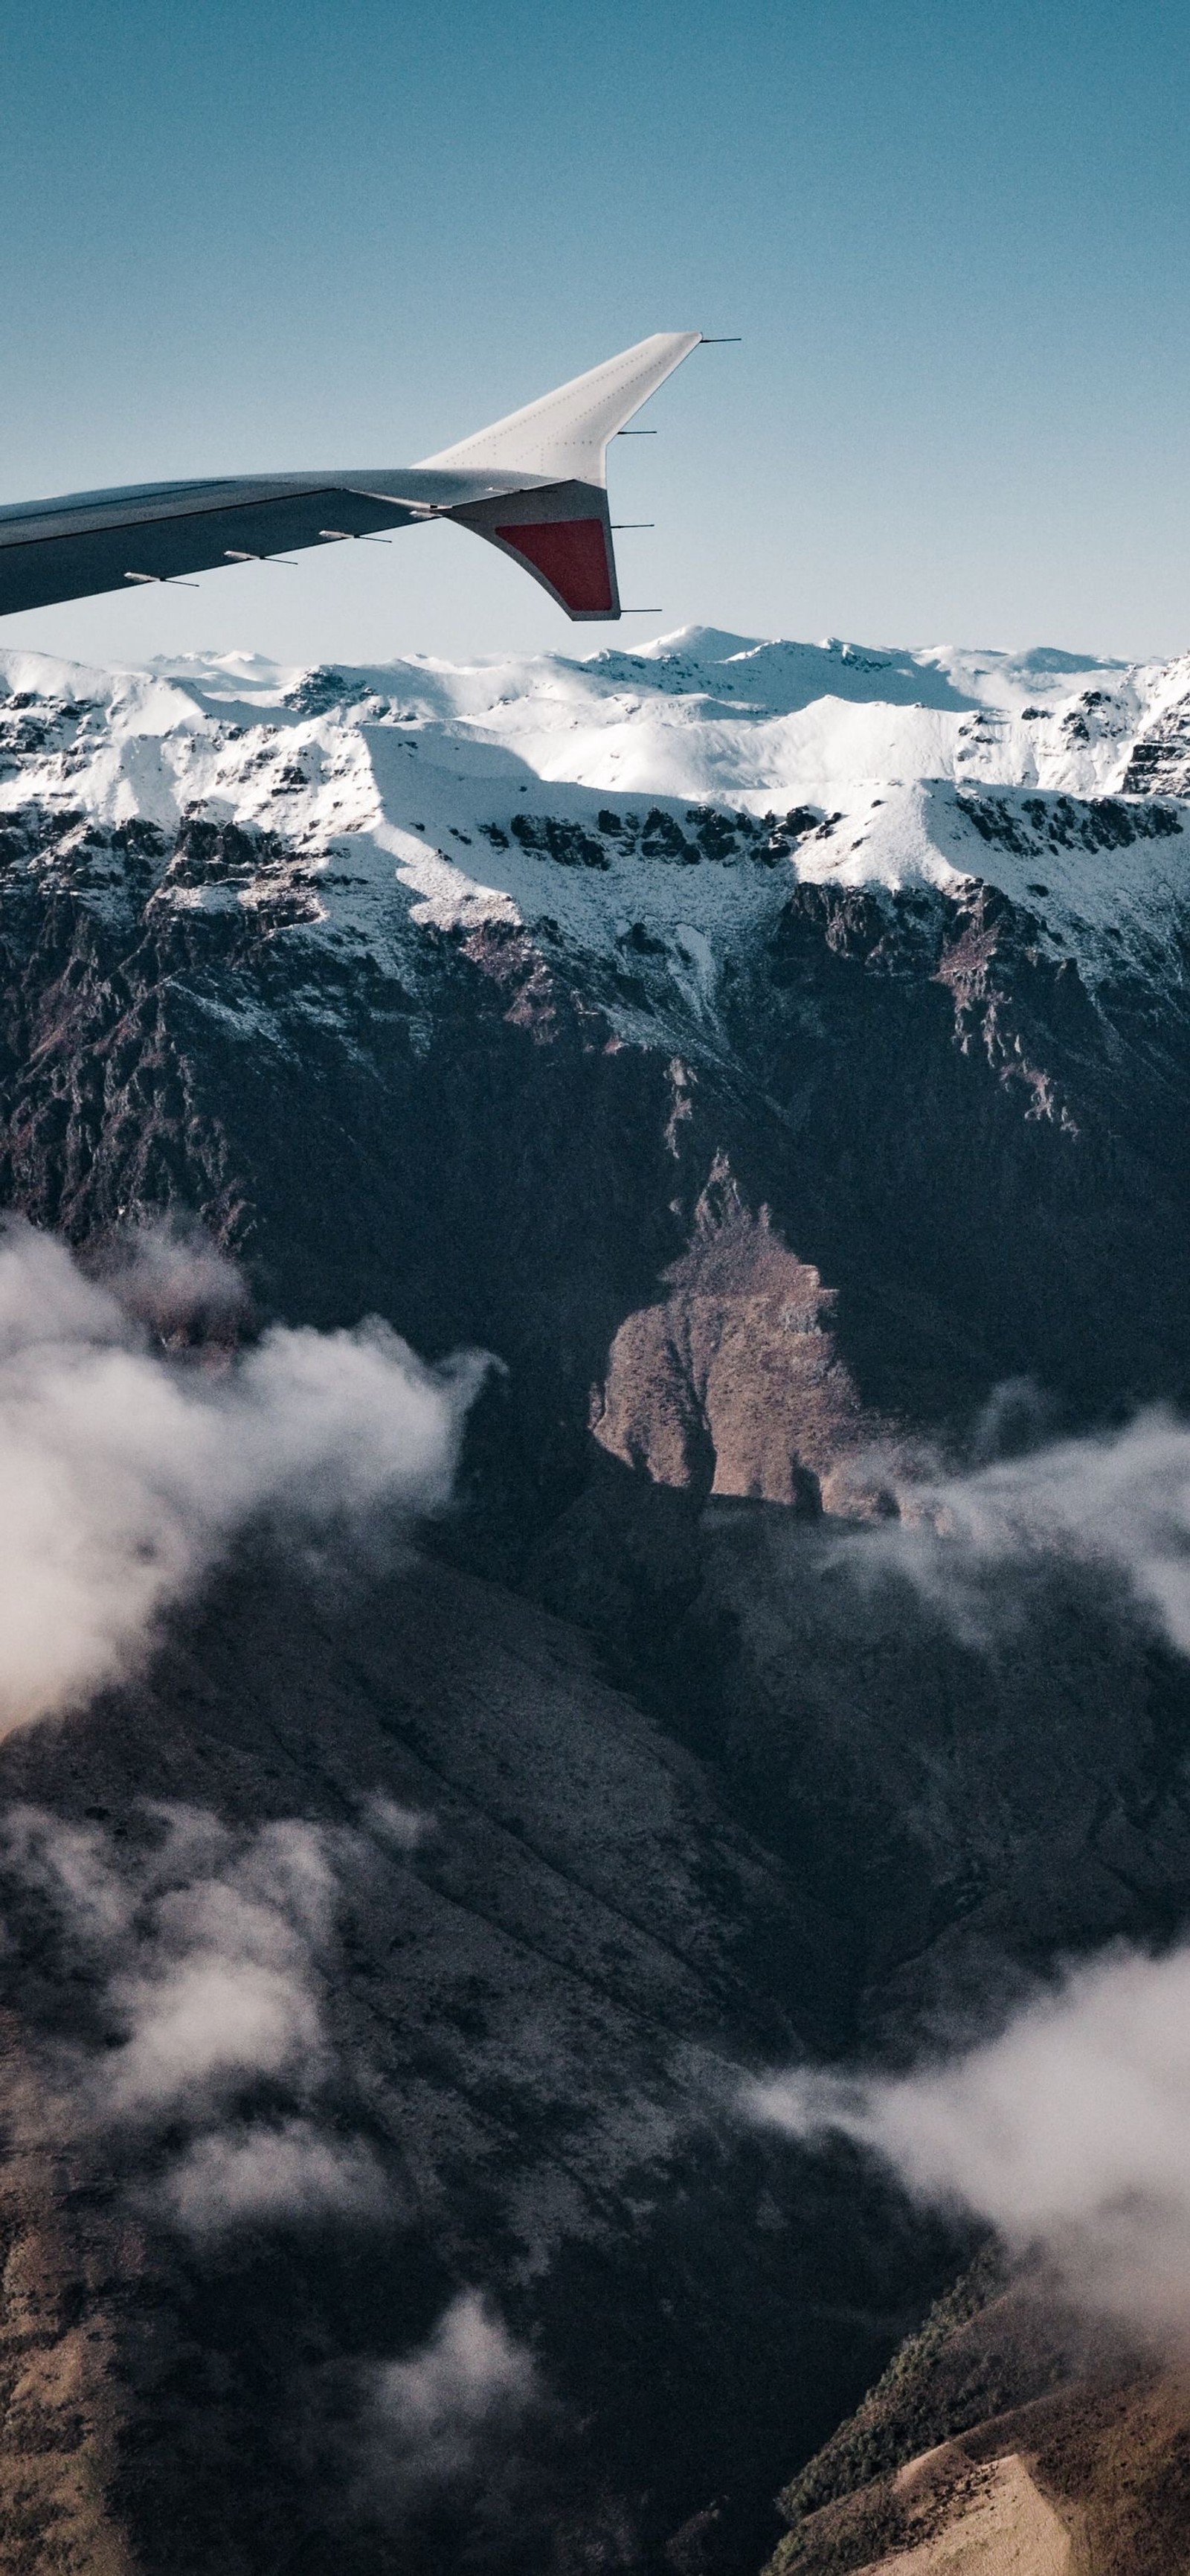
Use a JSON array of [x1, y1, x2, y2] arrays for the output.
[[858, 1407, 1190, 1654], [365, 2290, 537, 2495], [7, 1802, 533, 2510], [3, 1802, 416, 2235], [749, 1937, 1190, 2342], [164, 2119, 390, 2234], [0, 1218, 487, 1731], [102, 1819, 332, 2121]]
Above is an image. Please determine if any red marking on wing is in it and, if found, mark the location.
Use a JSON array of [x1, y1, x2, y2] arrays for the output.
[[494, 517, 614, 613]]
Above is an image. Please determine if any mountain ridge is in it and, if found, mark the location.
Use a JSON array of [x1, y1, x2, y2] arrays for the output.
[[2, 623, 1190, 2569]]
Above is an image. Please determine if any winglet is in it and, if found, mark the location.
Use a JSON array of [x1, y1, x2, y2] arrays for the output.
[[417, 331, 701, 488], [421, 331, 701, 619]]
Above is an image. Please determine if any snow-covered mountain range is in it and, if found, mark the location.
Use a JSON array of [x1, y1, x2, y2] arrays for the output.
[[4, 623, 1190, 1007]]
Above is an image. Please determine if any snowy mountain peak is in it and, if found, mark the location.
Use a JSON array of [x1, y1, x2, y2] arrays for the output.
[[1, 628, 1189, 1011]]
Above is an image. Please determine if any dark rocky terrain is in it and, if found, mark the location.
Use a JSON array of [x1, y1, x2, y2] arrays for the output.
[[1, 630, 1190, 2569]]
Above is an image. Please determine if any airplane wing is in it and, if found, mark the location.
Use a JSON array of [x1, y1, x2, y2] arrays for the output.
[[0, 332, 701, 624], [416, 330, 701, 617]]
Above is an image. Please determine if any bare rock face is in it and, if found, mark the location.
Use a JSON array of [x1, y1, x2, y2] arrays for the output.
[[593, 1159, 897, 1515], [0, 2026, 134, 2576]]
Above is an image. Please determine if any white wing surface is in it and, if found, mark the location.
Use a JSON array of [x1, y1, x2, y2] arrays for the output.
[[418, 332, 701, 484]]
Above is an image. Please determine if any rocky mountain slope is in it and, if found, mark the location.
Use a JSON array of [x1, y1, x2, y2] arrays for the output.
[[765, 2247, 1190, 2576], [5, 622, 1190, 1456], [2, 623, 1190, 2570]]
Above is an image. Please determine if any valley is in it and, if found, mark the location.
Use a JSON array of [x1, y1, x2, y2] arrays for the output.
[[0, 623, 1189, 2570]]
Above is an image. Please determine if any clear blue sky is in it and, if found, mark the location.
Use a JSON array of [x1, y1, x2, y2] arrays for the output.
[[1, 0, 1188, 668]]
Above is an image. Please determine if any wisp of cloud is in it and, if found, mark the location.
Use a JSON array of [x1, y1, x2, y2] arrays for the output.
[[0, 1218, 488, 1731], [852, 1405, 1190, 1654], [2, 1800, 409, 2235], [749, 1936, 1190, 2342], [363, 2290, 538, 2499]]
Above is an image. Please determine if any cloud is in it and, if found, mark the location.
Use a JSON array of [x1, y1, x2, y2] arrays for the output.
[[748, 1936, 1190, 2342], [0, 1804, 136, 1943], [359, 1792, 431, 1854], [0, 1218, 488, 1732], [99, 1817, 337, 2124], [90, 1213, 252, 1346], [841, 1405, 1190, 1655], [109, 1949, 324, 2118], [4, 1802, 540, 2518], [364, 2291, 538, 2496], [163, 2119, 390, 2233], [1, 1802, 405, 2236]]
